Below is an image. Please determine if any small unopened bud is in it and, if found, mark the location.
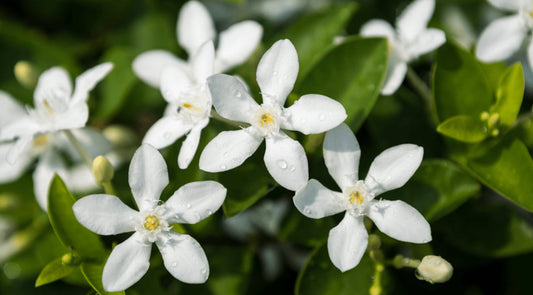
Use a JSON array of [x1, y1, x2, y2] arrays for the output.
[[61, 252, 80, 266], [416, 255, 453, 284], [491, 129, 500, 137], [14, 61, 38, 88], [368, 234, 381, 251], [487, 113, 500, 129], [480, 111, 490, 121], [92, 156, 114, 185]]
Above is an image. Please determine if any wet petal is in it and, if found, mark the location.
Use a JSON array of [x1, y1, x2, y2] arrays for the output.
[[264, 132, 308, 191], [142, 115, 195, 149], [178, 118, 209, 169], [406, 28, 446, 58], [323, 123, 360, 191], [396, 0, 435, 42], [282, 94, 346, 134], [215, 20, 263, 72], [488, 0, 521, 11], [160, 66, 193, 104], [33, 150, 67, 210], [293, 179, 346, 219], [0, 142, 32, 183], [327, 212, 368, 272], [71, 62, 113, 104], [381, 58, 407, 96], [132, 50, 186, 88], [34, 67, 72, 106], [191, 40, 215, 82], [476, 15, 526, 63], [208, 74, 259, 123], [177, 0, 215, 56], [0, 91, 26, 126], [360, 19, 395, 40]]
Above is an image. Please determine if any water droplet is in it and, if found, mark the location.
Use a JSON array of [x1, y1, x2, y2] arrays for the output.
[[186, 203, 191, 209], [304, 208, 311, 215], [289, 165, 295, 172], [277, 160, 288, 169], [172, 262, 177, 268], [273, 71, 278, 76], [220, 164, 227, 170], [207, 209, 213, 216], [201, 268, 207, 274], [319, 114, 326, 121], [236, 92, 242, 98], [223, 152, 229, 158]]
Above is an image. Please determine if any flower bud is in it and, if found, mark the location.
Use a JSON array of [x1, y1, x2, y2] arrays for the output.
[[14, 61, 38, 88], [92, 156, 114, 185], [61, 252, 80, 266], [415, 255, 453, 284]]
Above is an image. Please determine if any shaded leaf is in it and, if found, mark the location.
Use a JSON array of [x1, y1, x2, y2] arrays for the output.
[[35, 257, 77, 287], [437, 115, 487, 143], [490, 63, 524, 129], [81, 262, 125, 295]]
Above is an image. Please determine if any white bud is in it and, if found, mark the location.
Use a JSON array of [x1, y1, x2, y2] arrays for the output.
[[416, 255, 453, 284]]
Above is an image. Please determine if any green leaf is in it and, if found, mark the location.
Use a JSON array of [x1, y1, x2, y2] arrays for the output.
[[35, 257, 77, 287], [479, 61, 507, 95], [81, 262, 125, 295], [47, 175, 106, 259], [490, 63, 524, 129], [272, 3, 357, 79], [433, 42, 493, 121], [279, 209, 336, 247], [384, 159, 480, 222], [437, 115, 487, 143], [297, 37, 388, 132], [95, 46, 137, 121], [437, 201, 533, 257], [296, 246, 391, 295], [454, 137, 533, 212]]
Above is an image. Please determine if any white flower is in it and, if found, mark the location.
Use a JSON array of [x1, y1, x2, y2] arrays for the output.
[[72, 144, 227, 291], [199, 39, 347, 191], [132, 0, 263, 88], [360, 0, 445, 95], [476, 0, 533, 69], [293, 123, 431, 272]]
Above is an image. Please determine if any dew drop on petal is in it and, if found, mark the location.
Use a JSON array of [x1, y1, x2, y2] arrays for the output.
[[304, 208, 311, 215], [201, 268, 207, 274], [220, 164, 227, 170], [207, 209, 213, 216], [289, 165, 295, 172], [186, 203, 191, 209], [172, 262, 177, 268], [223, 152, 229, 158], [319, 114, 326, 121], [236, 92, 242, 98], [277, 160, 288, 169]]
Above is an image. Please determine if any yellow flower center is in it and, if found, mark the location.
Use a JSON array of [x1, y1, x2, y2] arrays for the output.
[[182, 103, 200, 111], [33, 135, 49, 147], [350, 191, 364, 205], [143, 216, 159, 231], [260, 113, 275, 127], [43, 100, 55, 115]]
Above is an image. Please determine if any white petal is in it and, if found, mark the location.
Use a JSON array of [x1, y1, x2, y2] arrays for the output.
[[102, 232, 152, 292], [0, 143, 32, 183], [528, 39, 533, 71], [264, 133, 308, 191], [360, 19, 395, 40], [365, 144, 423, 196], [327, 212, 368, 272], [71, 62, 113, 104], [178, 118, 209, 169], [142, 115, 195, 149], [0, 91, 26, 126], [191, 41, 215, 82], [207, 74, 259, 123], [73, 194, 137, 235], [0, 116, 40, 141], [199, 127, 262, 172], [381, 58, 407, 96], [367, 200, 431, 243], [293, 179, 346, 219], [62, 163, 98, 192], [282, 94, 347, 135], [7, 136, 34, 165], [164, 181, 227, 224], [215, 20, 263, 73], [177, 0, 215, 56], [256, 39, 299, 106], [396, 0, 435, 43], [33, 150, 66, 210], [63, 127, 113, 161], [156, 232, 209, 283], [323, 123, 360, 191], [132, 50, 187, 88], [406, 28, 446, 58], [34, 67, 72, 106], [488, 0, 521, 11], [160, 66, 193, 104], [50, 102, 89, 131], [129, 144, 169, 211], [476, 15, 527, 63]]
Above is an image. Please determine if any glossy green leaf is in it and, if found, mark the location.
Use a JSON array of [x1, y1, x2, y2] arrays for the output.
[[95, 46, 137, 121], [297, 37, 388, 131], [479, 61, 507, 95], [454, 137, 533, 212], [296, 245, 391, 295], [279, 209, 336, 247], [433, 42, 493, 121], [47, 175, 106, 259], [384, 159, 480, 222], [490, 63, 524, 129], [438, 201, 533, 257], [272, 3, 357, 79], [35, 257, 77, 287], [81, 262, 125, 295], [437, 115, 487, 143]]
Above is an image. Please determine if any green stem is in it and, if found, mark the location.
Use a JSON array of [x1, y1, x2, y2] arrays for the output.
[[392, 254, 421, 269], [63, 130, 93, 168], [406, 67, 439, 125], [102, 182, 116, 196], [210, 109, 249, 129]]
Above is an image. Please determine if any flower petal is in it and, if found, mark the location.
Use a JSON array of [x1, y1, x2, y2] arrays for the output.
[[365, 144, 423, 196], [33, 150, 67, 210], [160, 66, 193, 104], [215, 20, 263, 72], [323, 123, 360, 191], [0, 91, 26, 126], [396, 0, 435, 43], [381, 57, 407, 96], [191, 40, 215, 82], [156, 231, 209, 283], [102, 232, 152, 292], [488, 0, 521, 11], [61, 127, 113, 161], [178, 118, 209, 169], [71, 62, 113, 104], [177, 0, 215, 56], [73, 194, 137, 235], [360, 19, 395, 40], [50, 102, 89, 131], [406, 28, 445, 58], [367, 200, 431, 243], [476, 15, 527, 63], [142, 115, 195, 149], [62, 163, 98, 192], [129, 144, 169, 211], [34, 67, 72, 106], [256, 39, 298, 106], [293, 179, 346, 219], [282, 94, 346, 135], [132, 50, 187, 88], [7, 136, 34, 165], [528, 39, 533, 71], [164, 181, 227, 224], [199, 127, 262, 172], [0, 142, 32, 183], [327, 212, 368, 272], [264, 132, 308, 191], [208, 74, 259, 123], [0, 116, 40, 141]]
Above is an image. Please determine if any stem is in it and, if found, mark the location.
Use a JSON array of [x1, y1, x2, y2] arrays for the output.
[[392, 254, 421, 269], [102, 182, 116, 196], [210, 109, 249, 129], [406, 67, 439, 125], [63, 130, 93, 168]]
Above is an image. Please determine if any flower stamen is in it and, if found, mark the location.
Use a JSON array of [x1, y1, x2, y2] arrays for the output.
[[350, 191, 364, 205], [260, 113, 275, 127], [43, 100, 55, 115], [144, 215, 159, 231]]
